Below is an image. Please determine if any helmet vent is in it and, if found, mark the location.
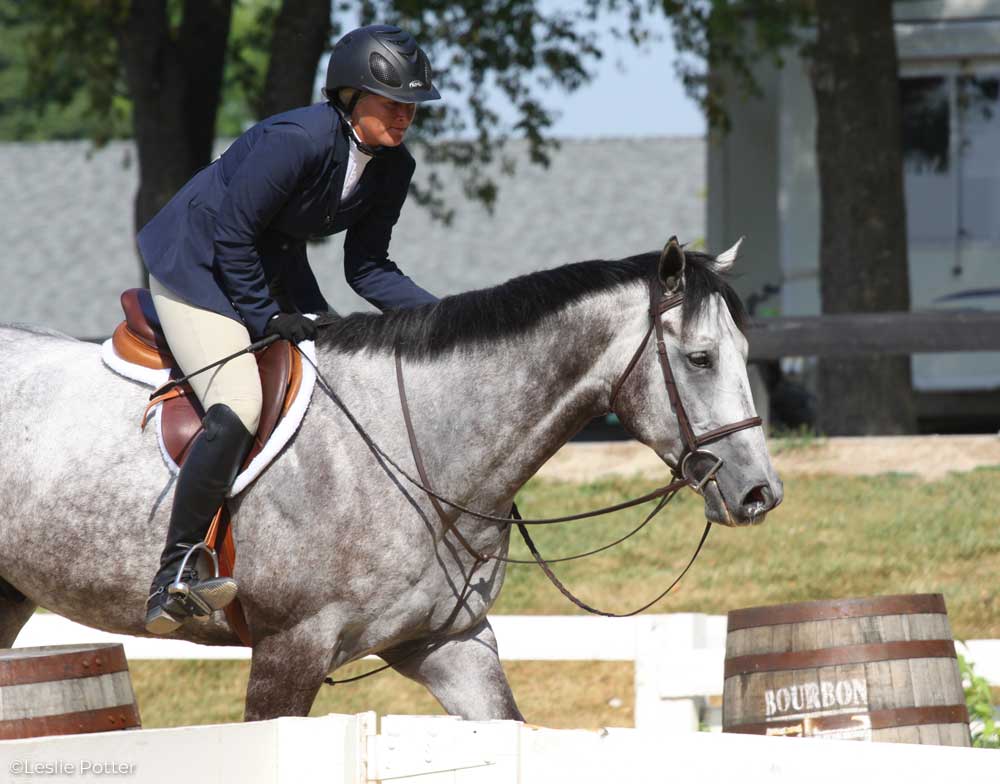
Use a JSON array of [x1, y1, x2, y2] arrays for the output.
[[421, 53, 433, 86], [369, 51, 402, 88], [374, 26, 414, 53]]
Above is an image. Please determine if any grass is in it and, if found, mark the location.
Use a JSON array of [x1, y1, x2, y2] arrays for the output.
[[768, 425, 826, 455], [495, 468, 1000, 639], [127, 467, 1000, 727], [130, 660, 634, 730]]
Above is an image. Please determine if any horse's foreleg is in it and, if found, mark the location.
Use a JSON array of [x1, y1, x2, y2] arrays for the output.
[[244, 622, 336, 721], [383, 618, 524, 721], [0, 589, 36, 648]]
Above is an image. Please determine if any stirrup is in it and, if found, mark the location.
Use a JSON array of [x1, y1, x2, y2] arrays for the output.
[[168, 542, 223, 616]]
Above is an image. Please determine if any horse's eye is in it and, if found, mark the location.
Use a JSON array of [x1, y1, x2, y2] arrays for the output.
[[688, 351, 712, 368]]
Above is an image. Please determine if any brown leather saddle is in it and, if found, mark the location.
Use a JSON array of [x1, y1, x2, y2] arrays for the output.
[[114, 289, 303, 469], [113, 288, 304, 646]]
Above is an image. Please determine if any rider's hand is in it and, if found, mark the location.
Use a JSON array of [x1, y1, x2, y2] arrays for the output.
[[264, 313, 317, 343]]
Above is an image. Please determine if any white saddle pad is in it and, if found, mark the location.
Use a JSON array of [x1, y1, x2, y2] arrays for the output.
[[100, 338, 317, 496]]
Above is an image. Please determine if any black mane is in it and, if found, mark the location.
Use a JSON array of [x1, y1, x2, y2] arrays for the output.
[[319, 250, 747, 359]]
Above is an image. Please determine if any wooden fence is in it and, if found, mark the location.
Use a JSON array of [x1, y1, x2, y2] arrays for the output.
[[746, 310, 1000, 360]]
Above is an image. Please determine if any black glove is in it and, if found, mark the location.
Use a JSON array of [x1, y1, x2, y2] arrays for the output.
[[264, 312, 317, 343]]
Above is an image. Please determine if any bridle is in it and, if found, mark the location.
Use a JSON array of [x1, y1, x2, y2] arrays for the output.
[[608, 284, 763, 509], [153, 275, 764, 621], [318, 278, 765, 684], [374, 277, 764, 618]]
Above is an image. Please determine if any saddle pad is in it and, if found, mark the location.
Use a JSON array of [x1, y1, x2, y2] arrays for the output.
[[100, 338, 317, 496]]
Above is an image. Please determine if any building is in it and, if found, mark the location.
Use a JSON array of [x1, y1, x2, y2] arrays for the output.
[[708, 0, 1000, 408], [0, 135, 704, 340]]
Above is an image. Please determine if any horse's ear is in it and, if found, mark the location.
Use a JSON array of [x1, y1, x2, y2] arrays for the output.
[[712, 236, 743, 273], [658, 236, 685, 294]]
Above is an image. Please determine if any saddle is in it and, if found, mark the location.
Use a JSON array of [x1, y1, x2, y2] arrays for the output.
[[114, 289, 303, 469], [112, 288, 305, 647]]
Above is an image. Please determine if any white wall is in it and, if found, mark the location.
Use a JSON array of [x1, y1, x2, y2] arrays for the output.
[[706, 57, 783, 313]]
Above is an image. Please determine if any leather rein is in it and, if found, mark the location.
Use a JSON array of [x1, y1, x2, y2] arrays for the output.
[[386, 281, 763, 617]]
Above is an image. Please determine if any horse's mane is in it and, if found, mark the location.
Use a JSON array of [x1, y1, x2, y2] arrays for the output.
[[319, 250, 748, 359]]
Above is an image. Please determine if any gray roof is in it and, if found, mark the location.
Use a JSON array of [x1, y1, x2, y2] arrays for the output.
[[0, 136, 704, 338]]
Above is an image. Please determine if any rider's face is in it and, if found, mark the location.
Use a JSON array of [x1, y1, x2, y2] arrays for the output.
[[352, 93, 417, 147]]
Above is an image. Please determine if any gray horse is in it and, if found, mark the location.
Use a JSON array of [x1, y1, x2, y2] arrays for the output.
[[0, 239, 781, 721]]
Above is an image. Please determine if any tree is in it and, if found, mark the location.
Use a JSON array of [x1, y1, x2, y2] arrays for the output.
[[117, 1, 233, 247], [810, 0, 915, 434], [257, 0, 330, 117], [0, 0, 131, 141], [18, 0, 616, 238], [663, 0, 811, 130], [14, 0, 917, 433], [667, 0, 914, 435]]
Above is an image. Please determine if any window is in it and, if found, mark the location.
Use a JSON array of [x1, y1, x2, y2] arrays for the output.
[[900, 70, 1000, 249], [900, 68, 1000, 391], [957, 75, 1000, 243], [901, 76, 949, 174]]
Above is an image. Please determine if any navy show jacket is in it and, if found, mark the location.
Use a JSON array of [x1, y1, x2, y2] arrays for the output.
[[137, 102, 436, 338]]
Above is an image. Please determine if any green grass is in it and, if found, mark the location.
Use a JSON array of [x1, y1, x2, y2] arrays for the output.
[[128, 468, 1000, 728], [495, 469, 1000, 639]]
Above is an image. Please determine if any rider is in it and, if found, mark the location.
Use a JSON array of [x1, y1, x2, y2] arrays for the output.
[[138, 24, 440, 634]]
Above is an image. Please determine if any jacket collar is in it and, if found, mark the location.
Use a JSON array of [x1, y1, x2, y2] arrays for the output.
[[331, 107, 350, 167]]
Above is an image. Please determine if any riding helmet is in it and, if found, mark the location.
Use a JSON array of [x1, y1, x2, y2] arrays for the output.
[[325, 24, 441, 105]]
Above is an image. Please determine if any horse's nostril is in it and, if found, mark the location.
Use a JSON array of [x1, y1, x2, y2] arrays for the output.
[[742, 484, 772, 510]]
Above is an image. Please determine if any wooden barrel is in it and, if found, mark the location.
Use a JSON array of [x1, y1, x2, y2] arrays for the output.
[[722, 594, 970, 745], [0, 643, 141, 740]]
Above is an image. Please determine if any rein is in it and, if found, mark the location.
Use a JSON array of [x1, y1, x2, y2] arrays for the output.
[[150, 283, 762, 630], [147, 314, 341, 402], [299, 347, 687, 528], [302, 347, 702, 621], [380, 281, 761, 617], [297, 280, 761, 618]]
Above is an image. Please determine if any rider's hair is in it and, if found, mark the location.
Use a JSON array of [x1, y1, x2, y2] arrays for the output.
[[338, 88, 361, 110], [322, 87, 365, 115]]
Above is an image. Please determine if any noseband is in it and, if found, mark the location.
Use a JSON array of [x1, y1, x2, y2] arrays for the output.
[[608, 284, 762, 497]]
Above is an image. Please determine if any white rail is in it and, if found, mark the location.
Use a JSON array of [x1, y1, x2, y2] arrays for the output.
[[15, 613, 1000, 733]]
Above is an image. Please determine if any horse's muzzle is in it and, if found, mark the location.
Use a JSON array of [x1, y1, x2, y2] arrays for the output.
[[700, 473, 782, 527]]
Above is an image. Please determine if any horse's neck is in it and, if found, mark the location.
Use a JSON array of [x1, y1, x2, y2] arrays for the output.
[[392, 288, 644, 508]]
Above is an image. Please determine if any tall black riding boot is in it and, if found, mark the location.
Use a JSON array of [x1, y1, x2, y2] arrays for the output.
[[145, 403, 255, 635]]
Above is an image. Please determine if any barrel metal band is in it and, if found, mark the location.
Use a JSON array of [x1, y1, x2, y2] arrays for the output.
[[0, 704, 141, 740], [727, 594, 947, 632], [725, 703, 970, 737], [0, 645, 129, 687], [724, 639, 957, 679]]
